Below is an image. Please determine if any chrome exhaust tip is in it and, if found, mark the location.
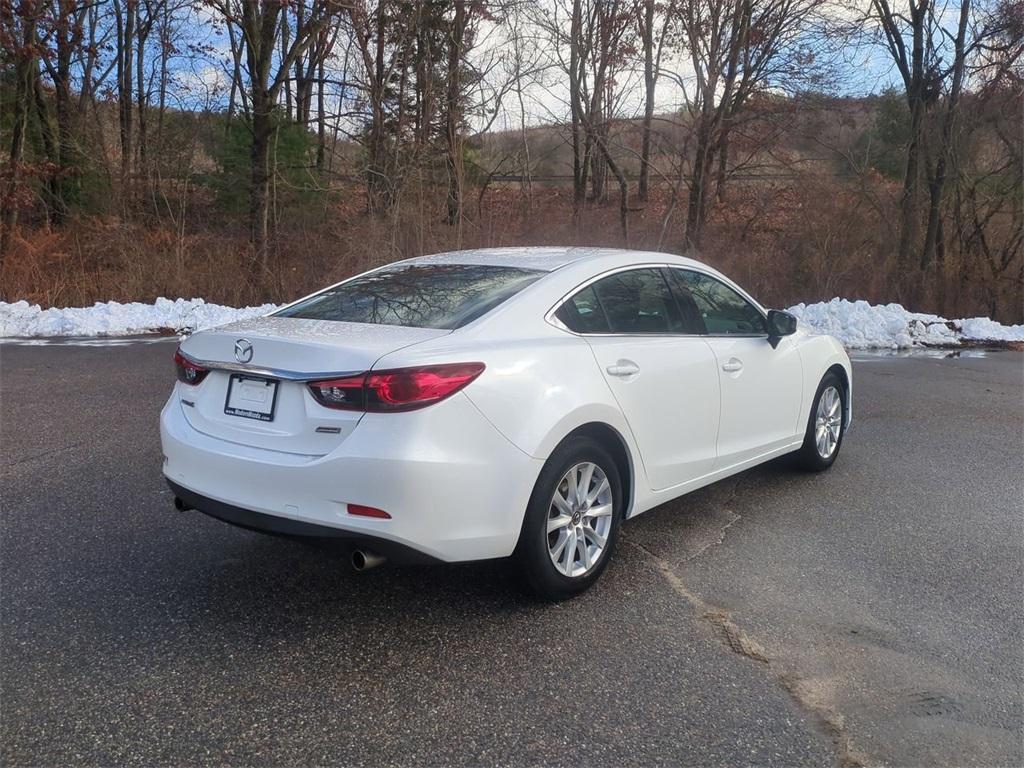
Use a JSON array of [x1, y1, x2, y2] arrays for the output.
[[173, 496, 192, 512], [351, 549, 385, 572]]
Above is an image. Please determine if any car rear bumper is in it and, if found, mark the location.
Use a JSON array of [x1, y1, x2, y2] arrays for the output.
[[160, 391, 543, 563], [166, 479, 442, 564]]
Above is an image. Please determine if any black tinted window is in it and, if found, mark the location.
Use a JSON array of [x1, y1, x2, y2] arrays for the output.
[[674, 271, 766, 335], [555, 285, 611, 333], [662, 269, 707, 333], [275, 264, 543, 329], [591, 269, 685, 334]]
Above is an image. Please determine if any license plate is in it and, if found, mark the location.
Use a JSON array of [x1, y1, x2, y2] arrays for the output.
[[224, 375, 278, 421]]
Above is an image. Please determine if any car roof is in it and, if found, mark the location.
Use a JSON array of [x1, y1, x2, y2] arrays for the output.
[[395, 246, 709, 273]]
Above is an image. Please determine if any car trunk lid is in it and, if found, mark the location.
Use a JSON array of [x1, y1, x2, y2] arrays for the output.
[[175, 316, 450, 455]]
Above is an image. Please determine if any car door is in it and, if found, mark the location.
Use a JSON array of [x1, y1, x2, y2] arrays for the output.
[[554, 267, 720, 492], [667, 269, 803, 468]]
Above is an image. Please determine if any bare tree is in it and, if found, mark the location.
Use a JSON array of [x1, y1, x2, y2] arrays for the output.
[[672, 0, 826, 251], [344, 0, 416, 214], [862, 0, 1024, 303], [635, 0, 671, 202], [205, 0, 340, 274], [535, 0, 631, 207], [1, 0, 41, 262], [112, 0, 136, 195], [35, 0, 96, 222], [444, 0, 469, 224]]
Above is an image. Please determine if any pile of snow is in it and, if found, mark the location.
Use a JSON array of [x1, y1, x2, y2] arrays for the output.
[[786, 299, 1024, 349], [0, 298, 279, 338], [1, 296, 1022, 349]]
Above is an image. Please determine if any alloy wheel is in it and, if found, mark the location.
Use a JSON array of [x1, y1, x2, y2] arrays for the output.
[[815, 385, 842, 459], [546, 462, 614, 578]]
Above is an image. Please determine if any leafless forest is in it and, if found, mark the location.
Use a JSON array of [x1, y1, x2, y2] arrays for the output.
[[1, 0, 1021, 321]]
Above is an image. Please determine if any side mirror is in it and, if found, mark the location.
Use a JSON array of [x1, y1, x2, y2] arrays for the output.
[[767, 309, 797, 349]]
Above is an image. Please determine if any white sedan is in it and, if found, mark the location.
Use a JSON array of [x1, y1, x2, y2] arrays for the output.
[[162, 247, 851, 598]]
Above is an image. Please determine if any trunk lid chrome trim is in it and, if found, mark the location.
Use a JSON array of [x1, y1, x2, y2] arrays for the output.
[[176, 350, 360, 382]]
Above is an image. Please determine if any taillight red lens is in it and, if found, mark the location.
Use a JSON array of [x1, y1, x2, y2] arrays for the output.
[[307, 363, 485, 413], [365, 363, 486, 411], [174, 348, 209, 385]]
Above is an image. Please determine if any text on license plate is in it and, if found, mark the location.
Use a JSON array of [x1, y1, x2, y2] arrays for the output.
[[224, 375, 278, 421]]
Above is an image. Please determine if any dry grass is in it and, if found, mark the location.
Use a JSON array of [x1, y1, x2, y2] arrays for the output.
[[2, 178, 1019, 322]]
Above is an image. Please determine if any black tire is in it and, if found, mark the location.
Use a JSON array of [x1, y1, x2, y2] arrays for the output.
[[514, 436, 623, 600], [795, 371, 846, 472]]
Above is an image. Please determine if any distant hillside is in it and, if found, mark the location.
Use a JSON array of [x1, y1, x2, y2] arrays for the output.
[[472, 94, 883, 183]]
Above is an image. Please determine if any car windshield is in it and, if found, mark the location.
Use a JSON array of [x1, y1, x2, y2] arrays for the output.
[[274, 263, 545, 330]]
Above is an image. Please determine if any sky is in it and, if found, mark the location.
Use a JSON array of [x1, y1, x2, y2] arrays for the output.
[[158, 1, 914, 135]]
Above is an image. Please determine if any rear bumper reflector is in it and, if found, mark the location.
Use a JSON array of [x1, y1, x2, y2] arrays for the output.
[[347, 504, 391, 519]]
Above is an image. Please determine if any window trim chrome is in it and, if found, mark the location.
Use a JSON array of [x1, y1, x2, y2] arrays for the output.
[[176, 350, 362, 382], [544, 262, 769, 339]]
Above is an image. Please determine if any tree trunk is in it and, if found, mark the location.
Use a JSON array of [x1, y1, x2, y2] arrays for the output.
[[136, 22, 149, 182], [158, 2, 170, 142], [897, 90, 925, 270], [366, 6, 390, 214], [281, 13, 292, 122], [316, 57, 326, 171], [2, 14, 37, 265], [922, 0, 971, 282], [685, 117, 715, 251], [715, 130, 730, 203], [250, 103, 273, 275], [225, 21, 243, 135], [638, 0, 655, 202], [594, 135, 630, 243], [115, 0, 136, 199], [445, 0, 467, 226], [32, 67, 60, 222], [569, 0, 585, 205], [53, 77, 74, 223]]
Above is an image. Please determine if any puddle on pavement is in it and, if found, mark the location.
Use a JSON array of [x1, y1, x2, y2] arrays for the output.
[[851, 347, 1009, 361], [0, 335, 178, 347]]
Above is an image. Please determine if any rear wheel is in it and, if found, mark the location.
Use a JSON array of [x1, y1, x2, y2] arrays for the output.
[[515, 437, 623, 600], [795, 372, 846, 471]]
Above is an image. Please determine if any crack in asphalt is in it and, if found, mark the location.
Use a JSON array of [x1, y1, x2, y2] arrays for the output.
[[2, 439, 94, 469], [625, 536, 870, 768], [681, 509, 742, 563]]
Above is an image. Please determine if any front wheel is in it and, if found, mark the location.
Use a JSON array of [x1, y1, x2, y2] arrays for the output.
[[795, 372, 846, 471], [515, 437, 623, 600]]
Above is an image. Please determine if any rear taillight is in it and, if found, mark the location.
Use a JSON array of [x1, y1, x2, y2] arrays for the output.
[[174, 348, 209, 386], [308, 363, 485, 413], [365, 363, 486, 411], [306, 373, 366, 411]]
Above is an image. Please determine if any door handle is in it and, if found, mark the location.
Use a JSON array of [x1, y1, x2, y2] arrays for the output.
[[606, 361, 640, 377], [721, 358, 743, 373]]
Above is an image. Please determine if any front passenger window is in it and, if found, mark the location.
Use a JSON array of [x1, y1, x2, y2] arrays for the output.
[[673, 271, 766, 335]]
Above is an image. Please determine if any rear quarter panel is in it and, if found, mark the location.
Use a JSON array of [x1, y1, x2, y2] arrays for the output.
[[373, 332, 650, 512]]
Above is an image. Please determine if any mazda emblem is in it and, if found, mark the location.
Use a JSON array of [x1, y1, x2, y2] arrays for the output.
[[234, 339, 253, 364]]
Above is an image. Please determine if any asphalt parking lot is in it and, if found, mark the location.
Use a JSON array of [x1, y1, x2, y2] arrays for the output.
[[1, 341, 1021, 767]]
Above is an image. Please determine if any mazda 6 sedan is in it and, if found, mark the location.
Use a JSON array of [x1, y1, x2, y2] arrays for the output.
[[162, 247, 851, 599]]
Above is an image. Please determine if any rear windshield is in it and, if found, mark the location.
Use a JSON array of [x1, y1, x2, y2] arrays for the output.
[[274, 263, 544, 330]]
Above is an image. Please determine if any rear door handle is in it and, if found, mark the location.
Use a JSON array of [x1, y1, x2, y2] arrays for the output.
[[606, 361, 640, 377], [721, 358, 743, 373]]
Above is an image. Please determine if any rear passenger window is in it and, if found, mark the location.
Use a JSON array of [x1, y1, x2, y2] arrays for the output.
[[672, 270, 766, 335], [555, 285, 610, 333], [591, 268, 685, 334]]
